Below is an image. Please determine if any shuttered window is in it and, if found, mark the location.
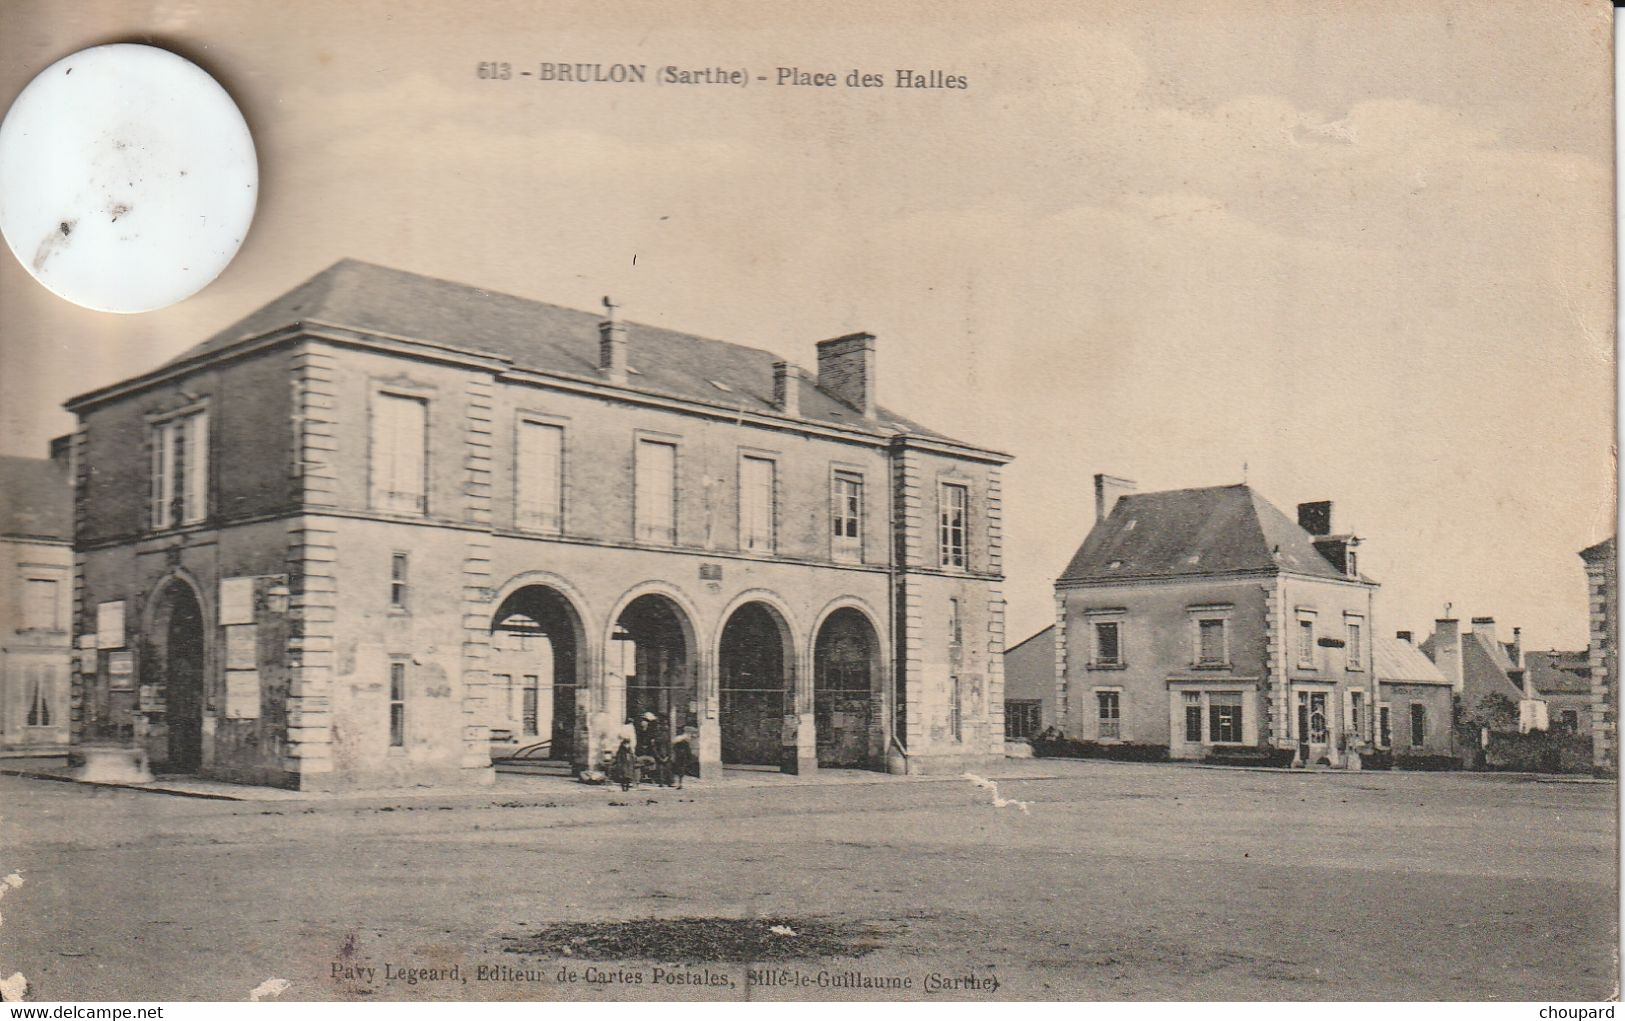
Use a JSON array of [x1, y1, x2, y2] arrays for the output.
[[635, 440, 677, 543], [516, 420, 564, 533], [740, 455, 776, 552], [371, 394, 428, 514]]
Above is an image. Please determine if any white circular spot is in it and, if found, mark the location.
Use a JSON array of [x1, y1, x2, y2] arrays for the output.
[[0, 44, 257, 314]]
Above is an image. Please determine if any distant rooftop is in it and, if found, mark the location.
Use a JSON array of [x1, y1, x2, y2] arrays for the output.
[[0, 455, 71, 542]]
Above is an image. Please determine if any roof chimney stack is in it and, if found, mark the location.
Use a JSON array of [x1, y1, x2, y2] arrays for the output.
[[1297, 501, 1333, 536], [772, 361, 799, 417], [599, 296, 627, 385], [815, 333, 876, 418], [1510, 626, 1523, 669], [1430, 618, 1464, 693], [1094, 474, 1137, 525]]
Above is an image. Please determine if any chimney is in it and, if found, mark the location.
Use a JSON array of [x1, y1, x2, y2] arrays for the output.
[[772, 361, 799, 417], [1094, 474, 1136, 524], [815, 333, 875, 418], [1471, 617, 1496, 642], [1431, 619, 1464, 693], [1297, 501, 1333, 536], [599, 296, 627, 385], [1396, 630, 1413, 643], [1510, 627, 1523, 668]]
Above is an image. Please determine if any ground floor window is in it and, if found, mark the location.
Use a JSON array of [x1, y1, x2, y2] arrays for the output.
[[1559, 709, 1579, 733], [1409, 703, 1427, 748], [1183, 692, 1202, 742], [1096, 689, 1121, 739], [1005, 700, 1042, 740], [949, 675, 963, 742], [26, 664, 55, 727], [522, 675, 539, 737], [389, 662, 407, 747], [1377, 703, 1392, 748], [1209, 692, 1243, 743]]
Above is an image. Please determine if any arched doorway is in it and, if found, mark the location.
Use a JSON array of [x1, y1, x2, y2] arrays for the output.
[[718, 602, 793, 768], [150, 580, 206, 774], [814, 607, 882, 768], [491, 586, 584, 762], [612, 594, 698, 772]]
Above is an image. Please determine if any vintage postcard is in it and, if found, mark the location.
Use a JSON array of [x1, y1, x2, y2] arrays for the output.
[[0, 0, 1616, 1007]]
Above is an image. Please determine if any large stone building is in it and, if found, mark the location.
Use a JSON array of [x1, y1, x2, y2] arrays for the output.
[[66, 259, 1011, 790], [0, 449, 74, 755], [1580, 537, 1616, 775], [1054, 476, 1378, 766]]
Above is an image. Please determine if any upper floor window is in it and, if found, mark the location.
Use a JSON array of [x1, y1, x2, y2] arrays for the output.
[[948, 597, 963, 647], [1190, 606, 1232, 667], [1345, 616, 1364, 669], [22, 578, 59, 630], [150, 408, 208, 529], [1296, 611, 1317, 668], [939, 482, 969, 569], [739, 454, 776, 552], [635, 439, 677, 544], [371, 393, 428, 515], [831, 471, 863, 562], [516, 419, 564, 533], [1088, 614, 1124, 668]]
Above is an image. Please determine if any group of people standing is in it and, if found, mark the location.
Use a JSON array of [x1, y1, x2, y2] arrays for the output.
[[610, 711, 693, 789]]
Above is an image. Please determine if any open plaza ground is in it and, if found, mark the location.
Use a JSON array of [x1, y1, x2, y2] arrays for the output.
[[0, 759, 1616, 1002]]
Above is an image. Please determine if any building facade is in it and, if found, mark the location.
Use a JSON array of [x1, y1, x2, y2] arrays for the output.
[[1054, 476, 1379, 767], [1373, 632, 1454, 759], [1001, 624, 1055, 740], [1420, 616, 1546, 732], [0, 450, 74, 755], [1580, 537, 1617, 775], [1522, 649, 1592, 737], [67, 260, 1010, 790]]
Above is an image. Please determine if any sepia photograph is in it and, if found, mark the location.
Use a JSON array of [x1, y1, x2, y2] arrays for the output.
[[0, 0, 1617, 1007]]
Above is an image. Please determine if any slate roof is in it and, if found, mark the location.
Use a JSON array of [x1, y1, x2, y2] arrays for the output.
[[1374, 636, 1451, 686], [0, 455, 72, 542], [1058, 484, 1356, 584], [1461, 631, 1531, 703], [153, 259, 962, 444], [1523, 650, 1592, 696]]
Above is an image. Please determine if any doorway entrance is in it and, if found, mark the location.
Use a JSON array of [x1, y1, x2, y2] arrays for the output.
[[718, 602, 793, 768]]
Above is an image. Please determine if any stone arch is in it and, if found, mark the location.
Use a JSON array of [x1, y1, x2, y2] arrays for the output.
[[715, 594, 799, 770], [488, 572, 595, 764], [143, 571, 211, 774], [811, 598, 888, 769], [600, 581, 704, 773]]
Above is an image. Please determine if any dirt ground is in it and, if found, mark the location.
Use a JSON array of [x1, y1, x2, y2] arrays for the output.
[[0, 760, 1616, 1002]]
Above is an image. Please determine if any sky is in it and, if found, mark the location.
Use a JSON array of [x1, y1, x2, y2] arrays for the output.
[[0, 0, 1615, 650]]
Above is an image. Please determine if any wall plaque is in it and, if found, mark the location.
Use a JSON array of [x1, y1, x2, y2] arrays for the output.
[[95, 601, 125, 648], [220, 577, 256, 626]]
